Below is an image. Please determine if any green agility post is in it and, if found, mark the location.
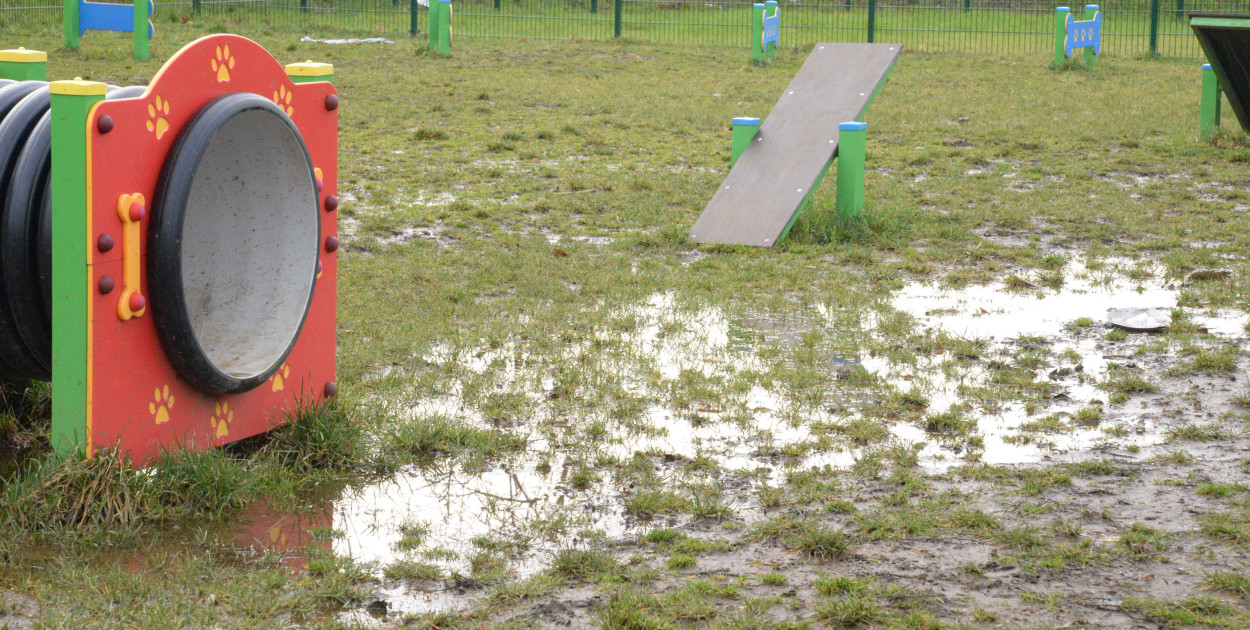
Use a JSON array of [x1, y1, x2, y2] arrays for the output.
[[1083, 4, 1097, 68], [49, 79, 109, 456], [1201, 63, 1221, 136], [836, 121, 866, 221], [1054, 6, 1069, 66], [0, 48, 47, 82], [731, 117, 760, 166], [751, 3, 764, 62], [134, 0, 150, 61], [65, 0, 81, 50], [429, 0, 452, 56]]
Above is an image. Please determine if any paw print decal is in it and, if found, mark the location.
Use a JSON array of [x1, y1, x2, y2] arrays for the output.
[[212, 44, 236, 83], [273, 84, 294, 116], [146, 95, 170, 140], [149, 385, 174, 425], [210, 401, 234, 439], [271, 363, 290, 392]]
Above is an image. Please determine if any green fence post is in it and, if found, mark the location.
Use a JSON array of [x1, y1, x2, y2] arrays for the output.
[[300, 0, 307, 12], [193, 0, 200, 15], [751, 3, 764, 61], [494, 0, 500, 9], [410, 0, 418, 35], [49, 79, 108, 457], [591, 0, 597, 14], [731, 117, 760, 166], [1054, 6, 1068, 66], [614, 0, 622, 37], [1149, 0, 1160, 56], [64, 0, 80, 50], [963, 0, 970, 10], [1083, 4, 1097, 68], [867, 0, 876, 42], [436, 0, 451, 56], [1175, 0, 1183, 20], [1201, 63, 1221, 136], [0, 48, 48, 82], [133, 0, 150, 61], [836, 122, 867, 220]]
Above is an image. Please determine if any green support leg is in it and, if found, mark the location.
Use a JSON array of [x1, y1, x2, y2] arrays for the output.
[[1054, 6, 1069, 66], [49, 79, 108, 458], [836, 121, 867, 221], [731, 117, 760, 167], [0, 48, 48, 82], [65, 0, 80, 50], [751, 3, 764, 62], [1201, 63, 1221, 137], [1083, 4, 1097, 68], [134, 0, 151, 61]]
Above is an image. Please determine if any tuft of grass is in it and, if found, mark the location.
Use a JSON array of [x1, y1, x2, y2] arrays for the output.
[[814, 595, 882, 627], [258, 399, 370, 471], [794, 523, 850, 560], [552, 548, 622, 581], [385, 414, 526, 460]]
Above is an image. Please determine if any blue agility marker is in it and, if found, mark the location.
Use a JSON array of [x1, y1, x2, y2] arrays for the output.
[[66, 0, 154, 61], [752, 1, 780, 62], [1054, 5, 1101, 67]]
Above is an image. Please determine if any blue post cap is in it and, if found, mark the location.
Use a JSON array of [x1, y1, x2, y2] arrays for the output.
[[1085, 4, 1098, 10], [765, 1, 778, 5], [1203, 63, 1213, 70], [733, 117, 761, 126], [753, 3, 765, 7], [1056, 6, 1070, 11], [839, 121, 868, 131]]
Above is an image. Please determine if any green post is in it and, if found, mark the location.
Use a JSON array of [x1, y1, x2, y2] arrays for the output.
[[1149, 0, 1160, 56], [1083, 4, 1097, 68], [0, 48, 48, 82], [65, 0, 80, 50], [591, 0, 597, 14], [1054, 6, 1069, 66], [731, 117, 760, 166], [963, 0, 970, 10], [836, 121, 867, 220], [134, 0, 150, 61], [1175, 0, 1183, 20], [410, 0, 418, 35], [1201, 63, 1221, 136], [429, 0, 442, 51], [867, 0, 876, 42], [429, 0, 450, 55], [614, 0, 622, 37], [286, 61, 335, 85], [49, 79, 108, 457], [193, 0, 200, 15], [751, 3, 764, 62]]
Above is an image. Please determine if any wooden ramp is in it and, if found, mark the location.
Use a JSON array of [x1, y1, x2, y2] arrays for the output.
[[1191, 13, 1250, 132], [689, 43, 901, 247]]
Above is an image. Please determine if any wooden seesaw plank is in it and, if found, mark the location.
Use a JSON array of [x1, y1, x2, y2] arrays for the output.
[[689, 43, 901, 247], [1191, 12, 1250, 132]]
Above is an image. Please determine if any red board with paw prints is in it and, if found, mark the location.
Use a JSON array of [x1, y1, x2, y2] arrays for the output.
[[84, 34, 338, 463]]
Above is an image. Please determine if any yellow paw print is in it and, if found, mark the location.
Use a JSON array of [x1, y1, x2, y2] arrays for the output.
[[149, 385, 174, 425], [273, 84, 294, 117], [212, 44, 236, 83], [146, 95, 170, 140], [210, 401, 234, 439], [271, 363, 290, 392]]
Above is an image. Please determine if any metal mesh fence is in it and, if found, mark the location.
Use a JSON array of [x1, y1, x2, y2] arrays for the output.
[[3, 0, 1247, 56]]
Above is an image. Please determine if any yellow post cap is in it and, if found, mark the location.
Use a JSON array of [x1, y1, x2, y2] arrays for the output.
[[285, 61, 334, 77], [0, 48, 48, 63], [50, 79, 108, 96]]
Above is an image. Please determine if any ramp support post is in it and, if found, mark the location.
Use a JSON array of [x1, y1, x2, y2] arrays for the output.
[[731, 117, 760, 166], [1201, 63, 1221, 136], [836, 121, 867, 220], [0, 48, 47, 82]]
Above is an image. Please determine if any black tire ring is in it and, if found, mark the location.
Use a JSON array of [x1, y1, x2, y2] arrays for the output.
[[2, 112, 53, 374], [149, 92, 319, 395]]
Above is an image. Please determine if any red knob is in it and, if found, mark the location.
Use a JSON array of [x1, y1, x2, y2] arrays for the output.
[[325, 236, 339, 253], [324, 381, 338, 397], [97, 115, 114, 134], [97, 234, 114, 253], [129, 292, 146, 312], [129, 204, 146, 222], [324, 195, 339, 212], [98, 276, 114, 294], [325, 94, 339, 111]]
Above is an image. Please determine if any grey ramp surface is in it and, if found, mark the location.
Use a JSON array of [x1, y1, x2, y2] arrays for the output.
[[689, 43, 901, 247]]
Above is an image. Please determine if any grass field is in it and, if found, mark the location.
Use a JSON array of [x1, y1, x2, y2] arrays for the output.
[[1, 20, 1250, 629]]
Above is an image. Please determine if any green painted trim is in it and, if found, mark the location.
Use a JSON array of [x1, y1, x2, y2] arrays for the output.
[[290, 73, 334, 84], [0, 60, 47, 82], [836, 126, 866, 220], [49, 88, 105, 457], [64, 0, 80, 50], [1188, 16, 1250, 29], [134, 0, 150, 61], [1201, 65, 1221, 136]]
